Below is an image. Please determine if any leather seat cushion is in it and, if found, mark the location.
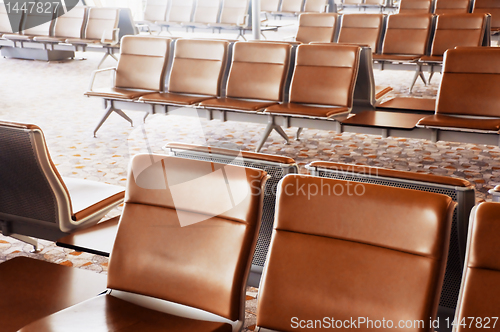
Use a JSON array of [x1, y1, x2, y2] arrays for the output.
[[33, 36, 66, 43], [199, 98, 279, 112], [373, 54, 421, 61], [84, 88, 152, 100], [3, 34, 33, 41], [19, 294, 233, 332], [139, 92, 214, 105], [65, 38, 99, 44], [419, 55, 443, 62], [265, 103, 349, 118], [418, 114, 500, 131]]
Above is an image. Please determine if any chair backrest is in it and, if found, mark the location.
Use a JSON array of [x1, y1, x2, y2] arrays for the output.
[[115, 36, 170, 91], [281, 0, 304, 12], [193, 0, 220, 24], [0, 121, 74, 240], [303, 0, 327, 12], [84, 7, 119, 41], [106, 154, 267, 322], [399, 0, 433, 13], [289, 44, 360, 108], [256, 174, 455, 331], [220, 0, 249, 25], [381, 13, 433, 56], [455, 202, 500, 332], [435, 0, 471, 14], [473, 0, 500, 30], [0, 4, 19, 34], [338, 13, 384, 52], [143, 0, 168, 22], [430, 13, 487, 56], [226, 42, 291, 101], [21, 10, 54, 36], [295, 13, 337, 43], [167, 0, 194, 23], [261, 0, 280, 12], [53, 6, 87, 39], [436, 47, 500, 117], [168, 39, 228, 96]]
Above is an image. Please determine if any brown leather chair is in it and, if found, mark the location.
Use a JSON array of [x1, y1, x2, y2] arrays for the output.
[[18, 154, 268, 332], [261, 44, 360, 151], [295, 13, 338, 43], [33, 6, 88, 43], [418, 13, 489, 83], [139, 39, 229, 107], [399, 0, 433, 13], [0, 121, 124, 251], [338, 13, 385, 53], [199, 41, 291, 114], [473, 0, 500, 32], [434, 0, 471, 15], [417, 47, 500, 134], [256, 174, 455, 332], [303, 0, 328, 13], [454, 202, 500, 332], [85, 35, 171, 136]]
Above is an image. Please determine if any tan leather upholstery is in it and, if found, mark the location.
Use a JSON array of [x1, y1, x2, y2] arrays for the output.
[[261, 0, 280, 12], [281, 0, 304, 13], [218, 0, 249, 26], [380, 13, 433, 57], [473, 0, 500, 30], [84, 87, 152, 100], [83, 7, 119, 42], [455, 202, 500, 332], [200, 42, 291, 112], [418, 114, 500, 131], [256, 174, 455, 332], [399, 0, 433, 13], [39, 6, 87, 40], [435, 0, 471, 14], [4, 11, 53, 40], [295, 13, 338, 43], [338, 13, 384, 52], [167, 0, 194, 23], [193, 0, 220, 24], [429, 14, 487, 57], [143, 0, 168, 22], [303, 0, 327, 12], [265, 103, 349, 118]]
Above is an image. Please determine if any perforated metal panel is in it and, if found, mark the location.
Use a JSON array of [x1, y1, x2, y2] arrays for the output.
[[0, 127, 58, 224], [315, 169, 473, 310], [169, 150, 298, 269]]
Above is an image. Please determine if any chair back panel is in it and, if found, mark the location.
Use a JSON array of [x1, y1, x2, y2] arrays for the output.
[[22, 11, 54, 36], [220, 0, 249, 25], [281, 0, 304, 12], [304, 0, 327, 12], [295, 13, 337, 43], [435, 0, 470, 14], [107, 155, 267, 321], [399, 0, 433, 13], [0, 4, 17, 33], [382, 13, 433, 55], [289, 44, 360, 107], [193, 0, 220, 23], [256, 175, 454, 331], [169, 39, 228, 96], [84, 8, 119, 41], [54, 6, 87, 39], [261, 0, 280, 12], [339, 13, 384, 52], [436, 47, 500, 117], [144, 0, 168, 22], [226, 42, 291, 101], [115, 36, 170, 91], [167, 0, 193, 23], [473, 0, 500, 30]]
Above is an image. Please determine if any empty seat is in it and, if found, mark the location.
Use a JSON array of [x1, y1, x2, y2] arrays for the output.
[[210, 0, 250, 38], [256, 174, 455, 331], [3, 10, 54, 41], [338, 13, 385, 53], [66, 7, 120, 45], [261, 0, 280, 14], [189, 0, 221, 26], [199, 42, 291, 113], [303, 0, 328, 12], [85, 36, 171, 135], [434, 0, 471, 15], [473, 0, 500, 32], [33, 7, 87, 43], [295, 13, 338, 43], [455, 202, 500, 332], [18, 155, 268, 332], [139, 39, 229, 106], [157, 0, 194, 29], [399, 0, 433, 13], [418, 47, 500, 133], [0, 121, 125, 249], [0, 4, 22, 36], [280, 0, 304, 15], [143, 0, 169, 23]]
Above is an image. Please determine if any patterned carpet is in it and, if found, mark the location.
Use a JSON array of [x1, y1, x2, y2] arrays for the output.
[[0, 22, 499, 330]]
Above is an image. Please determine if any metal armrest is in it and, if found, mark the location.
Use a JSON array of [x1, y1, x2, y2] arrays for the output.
[[88, 67, 117, 92], [101, 28, 120, 46], [237, 14, 249, 27]]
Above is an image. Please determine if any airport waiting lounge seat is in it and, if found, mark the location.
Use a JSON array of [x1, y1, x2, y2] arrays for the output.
[[434, 0, 471, 15], [18, 154, 268, 332], [255, 174, 455, 332], [0, 121, 124, 251], [86, 35, 171, 136], [294, 13, 338, 43], [303, 0, 329, 13], [398, 0, 433, 13], [0, 5, 15, 37], [135, 0, 168, 33], [139, 39, 229, 107], [187, 0, 221, 29], [3, 10, 54, 43], [454, 202, 500, 332], [337, 13, 385, 53], [33, 6, 88, 44], [473, 0, 500, 33], [417, 47, 500, 139], [277, 0, 305, 16], [209, 0, 250, 39], [156, 0, 195, 32]]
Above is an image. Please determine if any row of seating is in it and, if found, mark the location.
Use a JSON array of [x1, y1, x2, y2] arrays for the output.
[[0, 5, 129, 66], [0, 129, 496, 332], [295, 12, 490, 90], [398, 0, 500, 32]]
